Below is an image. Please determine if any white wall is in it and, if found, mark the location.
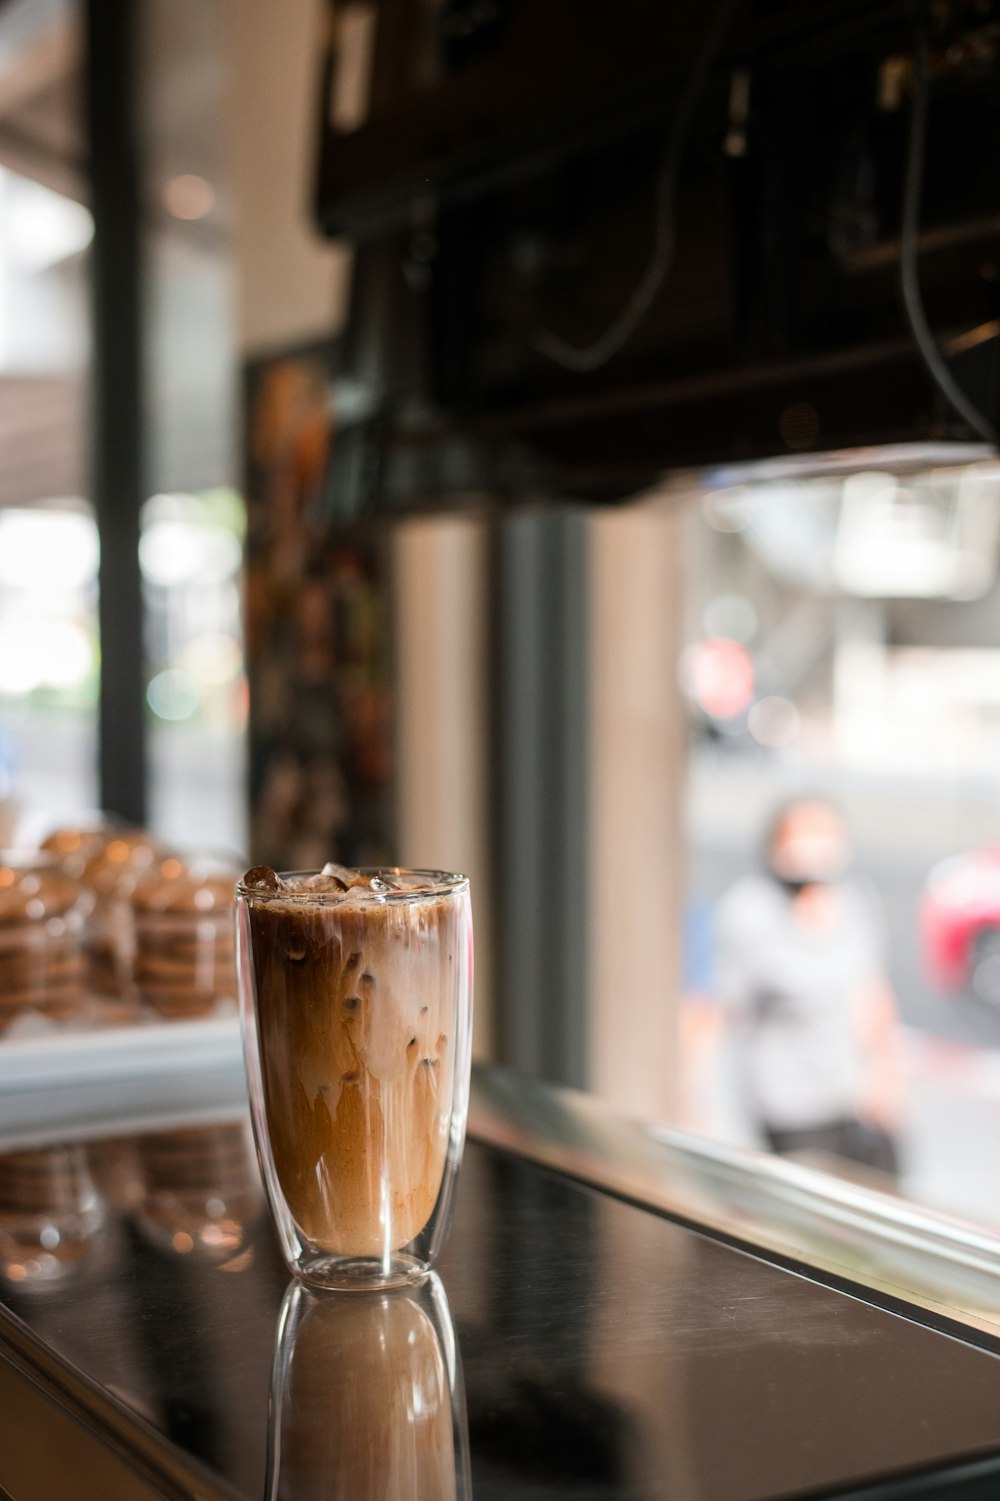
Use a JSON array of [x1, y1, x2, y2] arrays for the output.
[[220, 0, 351, 354], [588, 496, 685, 1121]]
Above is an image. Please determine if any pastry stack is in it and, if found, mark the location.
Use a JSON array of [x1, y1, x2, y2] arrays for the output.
[[0, 857, 86, 1034], [74, 831, 163, 1016], [132, 858, 238, 1019]]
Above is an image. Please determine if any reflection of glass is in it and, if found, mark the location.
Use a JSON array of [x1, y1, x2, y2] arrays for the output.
[[237, 869, 474, 1290], [134, 1123, 261, 1258], [266, 1274, 469, 1501], [88, 1136, 143, 1213], [0, 1144, 105, 1288]]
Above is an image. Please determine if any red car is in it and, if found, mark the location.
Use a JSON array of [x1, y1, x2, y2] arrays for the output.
[[921, 849, 1000, 1006]]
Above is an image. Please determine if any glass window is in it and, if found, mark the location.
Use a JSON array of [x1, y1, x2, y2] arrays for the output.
[[678, 460, 1000, 1228], [0, 147, 96, 840], [141, 0, 244, 856]]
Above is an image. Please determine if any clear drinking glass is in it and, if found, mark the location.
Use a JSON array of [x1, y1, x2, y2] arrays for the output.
[[265, 1274, 470, 1501], [236, 867, 473, 1290]]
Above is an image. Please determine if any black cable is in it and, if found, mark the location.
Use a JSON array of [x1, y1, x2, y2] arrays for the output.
[[531, 0, 741, 374], [900, 16, 998, 444]]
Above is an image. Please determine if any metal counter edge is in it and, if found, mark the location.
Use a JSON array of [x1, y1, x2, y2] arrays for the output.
[[466, 1064, 1000, 1349]]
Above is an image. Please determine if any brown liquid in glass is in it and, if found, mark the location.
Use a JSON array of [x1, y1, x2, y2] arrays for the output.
[[247, 892, 458, 1257]]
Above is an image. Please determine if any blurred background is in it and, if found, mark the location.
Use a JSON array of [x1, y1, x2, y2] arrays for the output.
[[3, 0, 1000, 1229]]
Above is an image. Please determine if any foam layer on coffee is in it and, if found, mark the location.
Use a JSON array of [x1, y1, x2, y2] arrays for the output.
[[243, 866, 462, 1258]]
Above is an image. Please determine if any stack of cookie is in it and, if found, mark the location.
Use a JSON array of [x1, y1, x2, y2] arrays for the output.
[[132, 859, 238, 1019], [77, 831, 163, 1015], [40, 822, 117, 881], [0, 857, 86, 1034]]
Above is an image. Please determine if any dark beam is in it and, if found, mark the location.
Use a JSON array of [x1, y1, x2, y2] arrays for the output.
[[491, 509, 589, 1087], [84, 0, 146, 823]]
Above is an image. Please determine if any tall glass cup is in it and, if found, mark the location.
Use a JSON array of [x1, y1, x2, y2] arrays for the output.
[[236, 867, 473, 1289]]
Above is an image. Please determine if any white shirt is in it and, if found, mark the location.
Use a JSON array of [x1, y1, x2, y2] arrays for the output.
[[715, 873, 885, 1130]]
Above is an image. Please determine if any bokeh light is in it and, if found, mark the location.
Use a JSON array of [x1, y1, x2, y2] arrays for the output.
[[748, 695, 800, 748], [162, 173, 216, 221], [681, 638, 755, 721], [147, 669, 202, 721], [0, 619, 94, 696], [140, 516, 241, 587], [703, 593, 758, 644], [0, 511, 98, 591], [178, 632, 242, 687]]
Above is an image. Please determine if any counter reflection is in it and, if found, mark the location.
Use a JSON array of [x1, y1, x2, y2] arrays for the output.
[[135, 1121, 261, 1258], [0, 1142, 109, 1289], [267, 1274, 469, 1501]]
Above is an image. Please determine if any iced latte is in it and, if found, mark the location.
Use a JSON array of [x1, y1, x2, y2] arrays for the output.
[[236, 865, 472, 1288]]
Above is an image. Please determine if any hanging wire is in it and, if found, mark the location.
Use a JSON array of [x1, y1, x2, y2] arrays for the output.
[[900, 15, 998, 444], [531, 0, 741, 374]]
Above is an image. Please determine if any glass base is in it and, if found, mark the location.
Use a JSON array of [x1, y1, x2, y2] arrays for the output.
[[295, 1251, 431, 1292]]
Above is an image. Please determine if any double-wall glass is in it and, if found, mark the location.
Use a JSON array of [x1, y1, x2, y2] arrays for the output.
[[236, 868, 473, 1289]]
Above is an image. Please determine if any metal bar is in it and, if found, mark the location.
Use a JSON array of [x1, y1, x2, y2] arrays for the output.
[[474, 337, 924, 435], [468, 1064, 1000, 1347], [84, 0, 146, 824], [491, 509, 588, 1087], [539, 509, 588, 1086], [844, 214, 1000, 275]]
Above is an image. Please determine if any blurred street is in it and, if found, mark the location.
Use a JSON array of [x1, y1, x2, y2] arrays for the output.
[[687, 750, 1000, 1226]]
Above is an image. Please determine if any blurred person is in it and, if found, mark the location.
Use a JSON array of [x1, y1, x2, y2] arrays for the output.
[[714, 797, 902, 1176]]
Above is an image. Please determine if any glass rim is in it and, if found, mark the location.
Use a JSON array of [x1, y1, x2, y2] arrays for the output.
[[235, 866, 469, 903]]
